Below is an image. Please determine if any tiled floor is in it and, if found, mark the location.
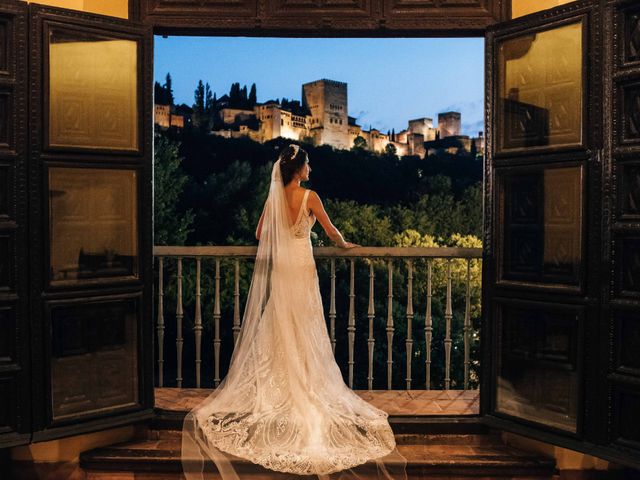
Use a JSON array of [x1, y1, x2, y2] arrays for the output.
[[155, 388, 479, 416]]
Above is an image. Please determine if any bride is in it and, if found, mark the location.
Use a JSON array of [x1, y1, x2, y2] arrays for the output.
[[182, 144, 407, 479]]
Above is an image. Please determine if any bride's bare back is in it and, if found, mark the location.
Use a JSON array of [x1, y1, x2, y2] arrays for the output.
[[283, 185, 309, 225], [258, 184, 358, 248]]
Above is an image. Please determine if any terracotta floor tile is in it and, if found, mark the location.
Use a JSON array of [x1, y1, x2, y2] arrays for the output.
[[155, 388, 480, 416]]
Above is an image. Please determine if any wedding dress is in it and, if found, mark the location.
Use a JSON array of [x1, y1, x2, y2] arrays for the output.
[[182, 154, 407, 479]]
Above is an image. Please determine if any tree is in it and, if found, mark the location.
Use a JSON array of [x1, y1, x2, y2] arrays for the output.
[[229, 82, 241, 107], [384, 143, 397, 158], [154, 81, 167, 104], [165, 72, 174, 107], [249, 83, 257, 106], [315, 200, 395, 247], [153, 132, 194, 245], [470, 138, 478, 159], [194, 79, 205, 113], [193, 80, 207, 131], [301, 135, 315, 146], [352, 135, 367, 150], [193, 80, 215, 132], [204, 82, 213, 116], [240, 85, 248, 108]]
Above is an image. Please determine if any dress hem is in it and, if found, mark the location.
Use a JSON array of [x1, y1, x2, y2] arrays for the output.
[[196, 422, 397, 476]]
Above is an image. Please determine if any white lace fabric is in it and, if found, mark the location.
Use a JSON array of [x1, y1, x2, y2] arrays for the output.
[[182, 157, 406, 480]]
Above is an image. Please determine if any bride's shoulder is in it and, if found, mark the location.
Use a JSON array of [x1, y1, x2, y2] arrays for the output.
[[306, 190, 324, 211], [305, 188, 319, 201]]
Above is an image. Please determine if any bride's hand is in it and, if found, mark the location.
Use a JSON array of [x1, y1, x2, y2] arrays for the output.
[[342, 241, 360, 249]]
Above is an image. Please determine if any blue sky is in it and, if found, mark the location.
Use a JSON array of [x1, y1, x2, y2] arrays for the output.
[[154, 36, 485, 137]]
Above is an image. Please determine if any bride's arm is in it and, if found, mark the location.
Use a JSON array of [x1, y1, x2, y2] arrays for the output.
[[307, 190, 359, 248]]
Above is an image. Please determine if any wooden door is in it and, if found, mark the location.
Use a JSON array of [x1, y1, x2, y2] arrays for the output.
[[0, 0, 29, 449], [482, 0, 640, 468], [27, 3, 154, 441]]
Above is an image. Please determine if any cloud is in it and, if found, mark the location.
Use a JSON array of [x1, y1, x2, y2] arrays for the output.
[[442, 100, 482, 113], [461, 119, 485, 137], [351, 109, 369, 120]]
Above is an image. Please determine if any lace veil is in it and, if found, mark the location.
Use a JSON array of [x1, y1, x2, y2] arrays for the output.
[[181, 149, 408, 480]]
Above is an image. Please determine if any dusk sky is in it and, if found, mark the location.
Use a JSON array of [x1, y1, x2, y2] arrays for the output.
[[154, 36, 485, 137]]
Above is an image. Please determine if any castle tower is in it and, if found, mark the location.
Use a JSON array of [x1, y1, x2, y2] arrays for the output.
[[438, 111, 461, 138], [302, 79, 349, 149], [408, 117, 437, 141]]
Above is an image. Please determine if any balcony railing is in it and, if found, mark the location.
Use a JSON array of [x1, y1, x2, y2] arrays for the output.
[[154, 246, 483, 393]]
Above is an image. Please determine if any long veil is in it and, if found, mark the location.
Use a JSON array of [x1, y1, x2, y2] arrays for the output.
[[181, 154, 408, 479]]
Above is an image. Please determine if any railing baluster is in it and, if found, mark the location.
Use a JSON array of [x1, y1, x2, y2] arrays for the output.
[[213, 259, 221, 387], [157, 256, 165, 387], [386, 259, 394, 390], [425, 259, 433, 390], [464, 259, 472, 390], [444, 259, 453, 390], [348, 259, 356, 388], [176, 257, 183, 388], [367, 261, 375, 390], [233, 259, 241, 346], [329, 258, 336, 355], [194, 258, 203, 388], [405, 259, 414, 390]]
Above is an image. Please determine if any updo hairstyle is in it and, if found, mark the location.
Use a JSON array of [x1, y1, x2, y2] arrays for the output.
[[279, 144, 308, 186]]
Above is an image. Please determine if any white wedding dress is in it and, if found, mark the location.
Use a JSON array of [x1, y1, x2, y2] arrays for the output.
[[182, 157, 406, 479]]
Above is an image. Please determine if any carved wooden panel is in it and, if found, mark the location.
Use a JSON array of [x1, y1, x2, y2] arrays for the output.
[[0, 165, 8, 218], [499, 165, 583, 288], [0, 0, 27, 448], [499, 98, 549, 150], [142, 0, 505, 33], [611, 386, 640, 449], [543, 167, 582, 278], [0, 234, 11, 291], [145, 0, 257, 16], [502, 173, 541, 277], [0, 377, 15, 431], [0, 89, 12, 149], [614, 310, 640, 377], [497, 21, 583, 152], [625, 7, 640, 64], [383, 0, 500, 31], [619, 160, 640, 220], [47, 26, 139, 152], [48, 167, 138, 285], [49, 297, 139, 421], [506, 228, 540, 275], [495, 299, 581, 433], [0, 306, 14, 364], [269, 0, 370, 15], [0, 19, 8, 75], [0, 305, 18, 433], [621, 82, 640, 145], [614, 235, 640, 297]]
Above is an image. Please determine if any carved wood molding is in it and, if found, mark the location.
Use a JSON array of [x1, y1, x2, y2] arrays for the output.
[[141, 0, 507, 35]]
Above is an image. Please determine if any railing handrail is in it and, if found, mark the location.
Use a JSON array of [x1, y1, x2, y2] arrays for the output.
[[154, 245, 483, 259]]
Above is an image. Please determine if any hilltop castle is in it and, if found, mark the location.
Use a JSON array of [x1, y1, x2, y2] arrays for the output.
[[157, 78, 484, 158]]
